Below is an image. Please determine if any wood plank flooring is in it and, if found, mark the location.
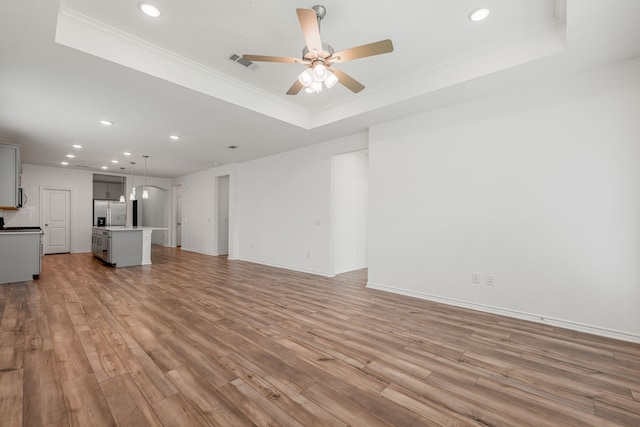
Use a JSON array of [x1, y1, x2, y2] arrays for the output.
[[1, 246, 640, 426]]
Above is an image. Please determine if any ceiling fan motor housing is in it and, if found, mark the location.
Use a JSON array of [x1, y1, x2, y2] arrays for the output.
[[302, 42, 334, 61], [312, 5, 327, 20]]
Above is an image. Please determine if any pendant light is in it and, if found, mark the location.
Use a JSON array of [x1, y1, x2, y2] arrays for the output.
[[129, 162, 136, 200], [119, 167, 125, 202], [142, 155, 149, 199]]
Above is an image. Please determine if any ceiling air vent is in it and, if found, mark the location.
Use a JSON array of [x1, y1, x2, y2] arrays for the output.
[[229, 53, 256, 69]]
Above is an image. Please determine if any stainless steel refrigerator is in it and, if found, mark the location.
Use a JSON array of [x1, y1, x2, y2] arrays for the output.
[[93, 200, 126, 226]]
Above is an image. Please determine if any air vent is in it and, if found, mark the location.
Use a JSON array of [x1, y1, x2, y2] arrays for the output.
[[229, 53, 256, 69]]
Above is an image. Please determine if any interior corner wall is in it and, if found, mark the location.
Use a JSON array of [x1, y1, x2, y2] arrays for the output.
[[236, 133, 368, 277], [367, 57, 640, 342], [172, 163, 236, 257], [332, 150, 369, 275]]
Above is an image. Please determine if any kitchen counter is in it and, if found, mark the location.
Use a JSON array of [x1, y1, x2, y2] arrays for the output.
[[97, 226, 165, 232], [0, 230, 42, 283]]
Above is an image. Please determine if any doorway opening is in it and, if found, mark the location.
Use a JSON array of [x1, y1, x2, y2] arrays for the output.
[[174, 184, 182, 247], [331, 150, 368, 275], [217, 175, 230, 255]]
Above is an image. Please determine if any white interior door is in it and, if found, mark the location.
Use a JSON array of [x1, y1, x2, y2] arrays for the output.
[[42, 188, 71, 254]]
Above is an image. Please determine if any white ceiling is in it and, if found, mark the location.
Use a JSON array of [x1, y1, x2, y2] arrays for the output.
[[1, 0, 640, 178]]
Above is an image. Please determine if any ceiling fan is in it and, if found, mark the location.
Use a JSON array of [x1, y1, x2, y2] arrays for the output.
[[243, 5, 393, 95]]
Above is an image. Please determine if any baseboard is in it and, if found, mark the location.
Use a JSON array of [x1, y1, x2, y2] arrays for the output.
[[333, 264, 368, 275], [366, 282, 640, 344], [179, 247, 219, 257], [237, 256, 334, 278]]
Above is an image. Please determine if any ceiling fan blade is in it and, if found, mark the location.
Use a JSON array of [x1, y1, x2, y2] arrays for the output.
[[332, 68, 365, 93], [297, 8, 322, 54], [330, 39, 394, 64], [243, 55, 301, 64], [286, 80, 304, 95]]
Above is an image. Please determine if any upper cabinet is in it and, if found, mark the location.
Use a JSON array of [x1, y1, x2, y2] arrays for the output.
[[0, 142, 21, 210], [93, 181, 123, 200]]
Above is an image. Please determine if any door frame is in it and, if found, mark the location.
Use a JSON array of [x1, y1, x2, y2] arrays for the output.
[[40, 186, 72, 254], [216, 175, 230, 255], [172, 184, 182, 247]]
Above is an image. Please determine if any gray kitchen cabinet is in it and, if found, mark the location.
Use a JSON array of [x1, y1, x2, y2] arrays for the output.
[[92, 227, 143, 267], [0, 230, 42, 283], [93, 182, 108, 199], [93, 182, 123, 200], [0, 142, 21, 210]]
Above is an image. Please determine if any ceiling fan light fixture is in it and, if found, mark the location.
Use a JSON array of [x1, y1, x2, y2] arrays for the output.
[[298, 68, 314, 87], [312, 62, 327, 81], [325, 71, 339, 89], [469, 8, 490, 22], [310, 81, 323, 93]]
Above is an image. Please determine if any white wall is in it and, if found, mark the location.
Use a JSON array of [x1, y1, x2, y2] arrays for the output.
[[235, 133, 368, 276], [8, 164, 94, 252], [173, 134, 368, 274], [138, 185, 168, 244], [332, 150, 368, 274], [172, 164, 236, 256], [368, 57, 640, 341]]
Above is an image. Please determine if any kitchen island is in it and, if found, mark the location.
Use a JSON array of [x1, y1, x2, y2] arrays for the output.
[[92, 226, 167, 267]]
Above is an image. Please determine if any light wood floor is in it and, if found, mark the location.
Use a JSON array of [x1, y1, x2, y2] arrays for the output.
[[1, 247, 639, 426]]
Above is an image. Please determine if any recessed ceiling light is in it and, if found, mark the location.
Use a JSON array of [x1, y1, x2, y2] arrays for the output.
[[469, 8, 490, 22], [169, 135, 180, 140], [101, 166, 108, 170], [111, 160, 119, 164], [72, 144, 83, 149], [61, 161, 69, 166], [66, 154, 75, 158], [123, 152, 132, 156], [140, 3, 161, 18], [100, 120, 113, 126]]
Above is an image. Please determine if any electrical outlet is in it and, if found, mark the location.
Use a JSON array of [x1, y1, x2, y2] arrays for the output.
[[472, 272, 481, 284], [487, 274, 495, 286]]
